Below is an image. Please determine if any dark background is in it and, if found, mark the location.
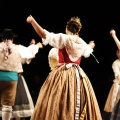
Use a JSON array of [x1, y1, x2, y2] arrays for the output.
[[0, 0, 120, 114]]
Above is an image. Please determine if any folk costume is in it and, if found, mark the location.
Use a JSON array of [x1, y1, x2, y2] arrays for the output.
[[26, 15, 102, 120], [0, 29, 40, 120], [0, 74, 34, 119], [31, 32, 102, 120], [103, 50, 120, 120]]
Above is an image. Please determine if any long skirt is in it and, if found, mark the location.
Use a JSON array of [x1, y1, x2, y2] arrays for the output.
[[102, 79, 120, 120], [30, 64, 102, 120], [0, 74, 34, 118]]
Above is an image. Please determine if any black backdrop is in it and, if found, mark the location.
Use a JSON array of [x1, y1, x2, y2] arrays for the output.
[[0, 0, 120, 113]]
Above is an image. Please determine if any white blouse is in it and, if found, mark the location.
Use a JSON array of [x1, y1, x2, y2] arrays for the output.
[[42, 29, 93, 62], [112, 59, 120, 79], [18, 44, 39, 64]]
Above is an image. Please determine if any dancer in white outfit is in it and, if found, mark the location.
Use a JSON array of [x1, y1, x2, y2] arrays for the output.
[[103, 49, 120, 120]]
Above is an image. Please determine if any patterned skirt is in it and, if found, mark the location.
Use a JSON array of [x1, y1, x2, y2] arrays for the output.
[[102, 79, 120, 120], [30, 64, 102, 120], [0, 74, 34, 118]]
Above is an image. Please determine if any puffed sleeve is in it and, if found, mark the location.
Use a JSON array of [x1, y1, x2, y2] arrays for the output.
[[65, 37, 93, 61], [112, 60, 120, 78], [42, 29, 67, 49], [81, 39, 93, 57], [18, 44, 39, 64], [42, 29, 93, 61]]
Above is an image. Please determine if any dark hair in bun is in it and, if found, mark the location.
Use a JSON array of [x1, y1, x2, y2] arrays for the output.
[[66, 17, 82, 34]]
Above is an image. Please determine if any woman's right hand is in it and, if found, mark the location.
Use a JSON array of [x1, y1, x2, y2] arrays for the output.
[[110, 29, 116, 37], [26, 15, 34, 23]]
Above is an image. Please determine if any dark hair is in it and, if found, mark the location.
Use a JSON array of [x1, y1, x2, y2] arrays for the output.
[[66, 17, 82, 34], [0, 29, 17, 39]]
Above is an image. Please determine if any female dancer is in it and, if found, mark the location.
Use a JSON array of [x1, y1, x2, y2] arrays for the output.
[[103, 49, 120, 120], [26, 15, 102, 120], [102, 29, 120, 120]]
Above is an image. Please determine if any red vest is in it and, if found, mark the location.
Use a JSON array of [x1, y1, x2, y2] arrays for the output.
[[58, 48, 81, 64]]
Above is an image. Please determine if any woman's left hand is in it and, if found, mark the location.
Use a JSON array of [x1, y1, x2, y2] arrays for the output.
[[89, 41, 95, 49]]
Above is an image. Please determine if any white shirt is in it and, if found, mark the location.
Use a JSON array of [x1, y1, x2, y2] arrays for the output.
[[42, 29, 93, 62]]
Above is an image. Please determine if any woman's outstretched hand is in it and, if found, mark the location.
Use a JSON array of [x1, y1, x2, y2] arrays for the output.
[[89, 40, 95, 49], [110, 29, 116, 37], [26, 15, 34, 23]]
